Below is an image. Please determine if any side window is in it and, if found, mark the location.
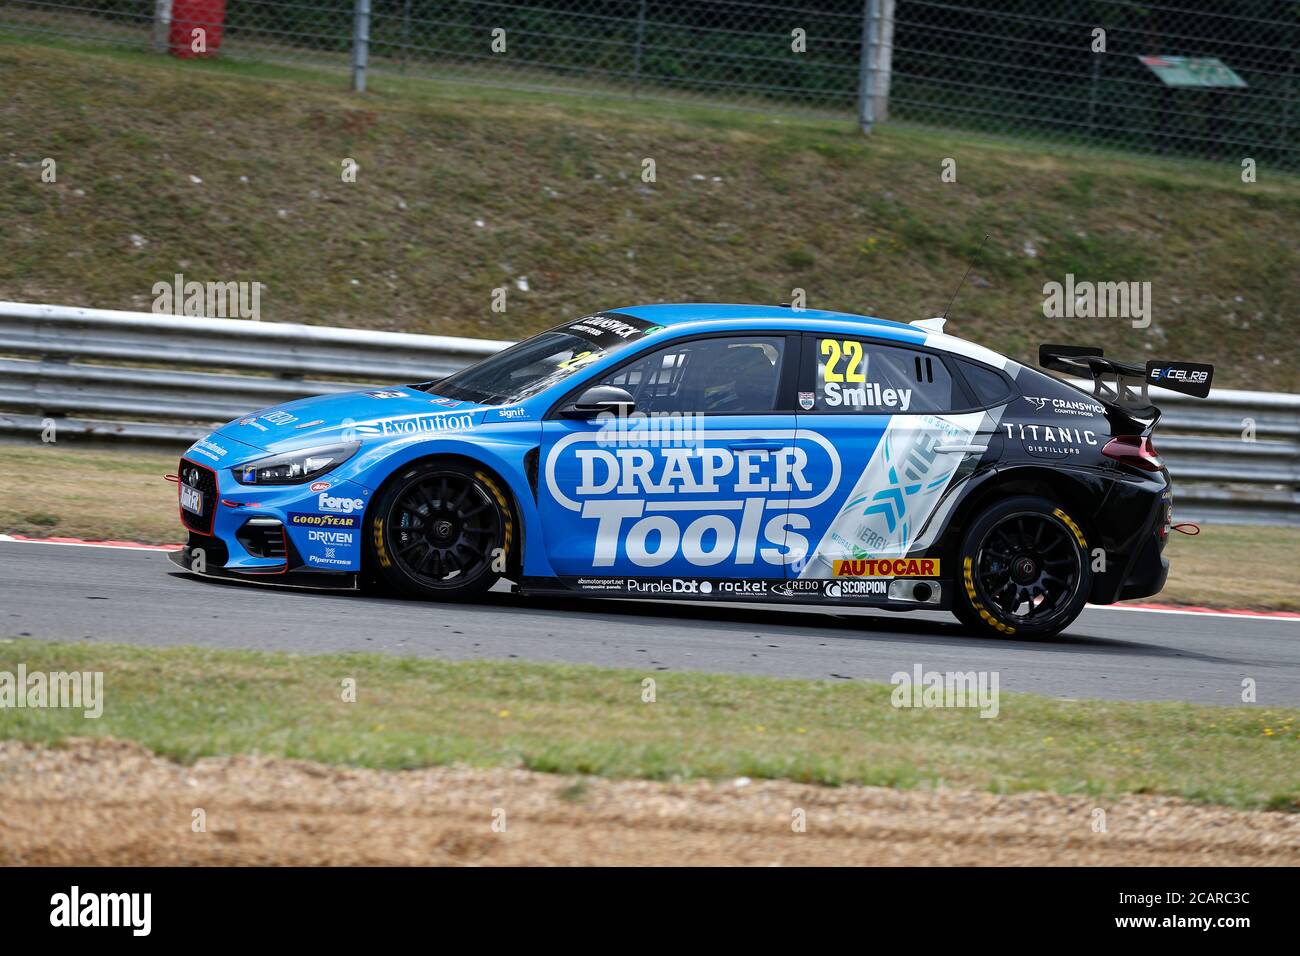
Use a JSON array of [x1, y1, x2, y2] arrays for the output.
[[808, 336, 957, 414], [954, 358, 1014, 406], [598, 336, 786, 414]]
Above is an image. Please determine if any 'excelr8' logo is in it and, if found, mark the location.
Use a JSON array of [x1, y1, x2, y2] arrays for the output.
[[1149, 367, 1208, 385]]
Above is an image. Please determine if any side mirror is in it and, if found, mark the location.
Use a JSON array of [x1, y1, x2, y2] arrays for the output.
[[560, 385, 636, 419]]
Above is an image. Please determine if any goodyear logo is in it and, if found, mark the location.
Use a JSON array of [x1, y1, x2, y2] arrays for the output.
[[288, 513, 360, 528], [834, 558, 939, 577]]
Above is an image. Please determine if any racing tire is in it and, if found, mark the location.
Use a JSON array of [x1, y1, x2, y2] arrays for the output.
[[952, 495, 1092, 640], [366, 460, 514, 600]]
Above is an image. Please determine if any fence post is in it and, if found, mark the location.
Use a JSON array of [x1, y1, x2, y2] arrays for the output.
[[152, 0, 173, 54], [633, 0, 648, 93], [1280, 51, 1294, 152], [401, 0, 411, 74], [352, 0, 371, 93], [858, 0, 894, 132], [1088, 51, 1100, 138], [877, 0, 895, 122]]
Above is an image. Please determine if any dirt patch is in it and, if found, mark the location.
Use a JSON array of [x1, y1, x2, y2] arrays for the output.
[[2, 738, 1297, 866]]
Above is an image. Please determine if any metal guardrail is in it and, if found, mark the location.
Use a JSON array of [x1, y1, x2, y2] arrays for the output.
[[0, 301, 1296, 525], [0, 302, 507, 446]]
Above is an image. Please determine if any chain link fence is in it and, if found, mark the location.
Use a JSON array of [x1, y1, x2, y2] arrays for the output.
[[892, 1, 1298, 171], [1, 0, 1296, 169]]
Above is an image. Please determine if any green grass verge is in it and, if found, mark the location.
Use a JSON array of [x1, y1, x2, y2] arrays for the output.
[[0, 35, 1296, 389], [0, 638, 1296, 811], [0, 444, 183, 544], [1163, 524, 1300, 613]]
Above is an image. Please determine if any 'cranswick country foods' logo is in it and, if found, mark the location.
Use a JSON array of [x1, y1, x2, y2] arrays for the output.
[[1024, 396, 1104, 417], [544, 430, 841, 569]]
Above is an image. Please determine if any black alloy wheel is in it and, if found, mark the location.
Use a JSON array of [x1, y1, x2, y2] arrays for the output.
[[368, 461, 512, 599], [954, 495, 1092, 639], [976, 512, 1081, 623]]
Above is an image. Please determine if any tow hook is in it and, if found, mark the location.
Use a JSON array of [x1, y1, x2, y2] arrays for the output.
[[1172, 522, 1200, 535]]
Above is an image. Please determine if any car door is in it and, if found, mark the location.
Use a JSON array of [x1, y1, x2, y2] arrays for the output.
[[792, 333, 992, 587], [538, 333, 818, 590]]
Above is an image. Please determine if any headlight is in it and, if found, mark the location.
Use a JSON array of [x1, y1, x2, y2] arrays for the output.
[[231, 442, 360, 485]]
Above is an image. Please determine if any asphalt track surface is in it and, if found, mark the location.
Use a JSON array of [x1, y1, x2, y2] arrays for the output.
[[2, 539, 1297, 705]]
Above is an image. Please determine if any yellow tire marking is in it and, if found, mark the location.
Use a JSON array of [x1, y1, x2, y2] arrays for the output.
[[964, 555, 1016, 635], [372, 516, 392, 569], [476, 470, 514, 562], [1053, 508, 1087, 549]]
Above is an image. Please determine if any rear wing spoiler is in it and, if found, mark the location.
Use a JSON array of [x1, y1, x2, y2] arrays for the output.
[[1039, 345, 1214, 408]]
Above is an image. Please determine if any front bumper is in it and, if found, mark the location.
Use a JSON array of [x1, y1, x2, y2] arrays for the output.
[[174, 454, 371, 583]]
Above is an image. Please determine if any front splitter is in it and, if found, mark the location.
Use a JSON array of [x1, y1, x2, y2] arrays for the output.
[[168, 547, 359, 591]]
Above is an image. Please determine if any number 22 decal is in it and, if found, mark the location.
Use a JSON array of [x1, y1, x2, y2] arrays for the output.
[[821, 339, 865, 383], [558, 350, 597, 370]]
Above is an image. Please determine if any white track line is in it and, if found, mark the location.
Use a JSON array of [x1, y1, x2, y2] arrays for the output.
[[1085, 603, 1298, 622], [0, 534, 177, 553]]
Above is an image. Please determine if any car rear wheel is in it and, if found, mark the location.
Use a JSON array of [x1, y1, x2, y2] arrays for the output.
[[367, 460, 513, 600], [953, 495, 1091, 639]]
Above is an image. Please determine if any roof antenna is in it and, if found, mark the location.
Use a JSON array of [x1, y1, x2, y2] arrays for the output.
[[941, 233, 990, 322]]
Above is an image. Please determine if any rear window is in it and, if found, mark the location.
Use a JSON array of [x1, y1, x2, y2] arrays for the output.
[[955, 358, 1015, 406]]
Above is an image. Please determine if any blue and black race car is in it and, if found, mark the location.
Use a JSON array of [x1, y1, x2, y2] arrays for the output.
[[170, 304, 1213, 639]]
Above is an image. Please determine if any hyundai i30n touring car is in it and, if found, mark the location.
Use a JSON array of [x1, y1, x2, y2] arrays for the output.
[[169, 304, 1213, 638]]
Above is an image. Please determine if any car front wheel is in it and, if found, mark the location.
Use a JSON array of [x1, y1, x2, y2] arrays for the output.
[[367, 460, 513, 600], [952, 495, 1092, 639]]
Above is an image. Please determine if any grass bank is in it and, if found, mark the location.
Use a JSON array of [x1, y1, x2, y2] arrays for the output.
[[0, 638, 1296, 811], [0, 36, 1295, 390]]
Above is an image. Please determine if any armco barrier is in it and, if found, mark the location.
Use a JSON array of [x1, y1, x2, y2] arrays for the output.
[[0, 301, 1295, 525]]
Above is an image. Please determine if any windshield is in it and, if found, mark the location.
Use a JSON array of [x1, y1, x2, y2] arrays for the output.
[[424, 313, 661, 406]]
